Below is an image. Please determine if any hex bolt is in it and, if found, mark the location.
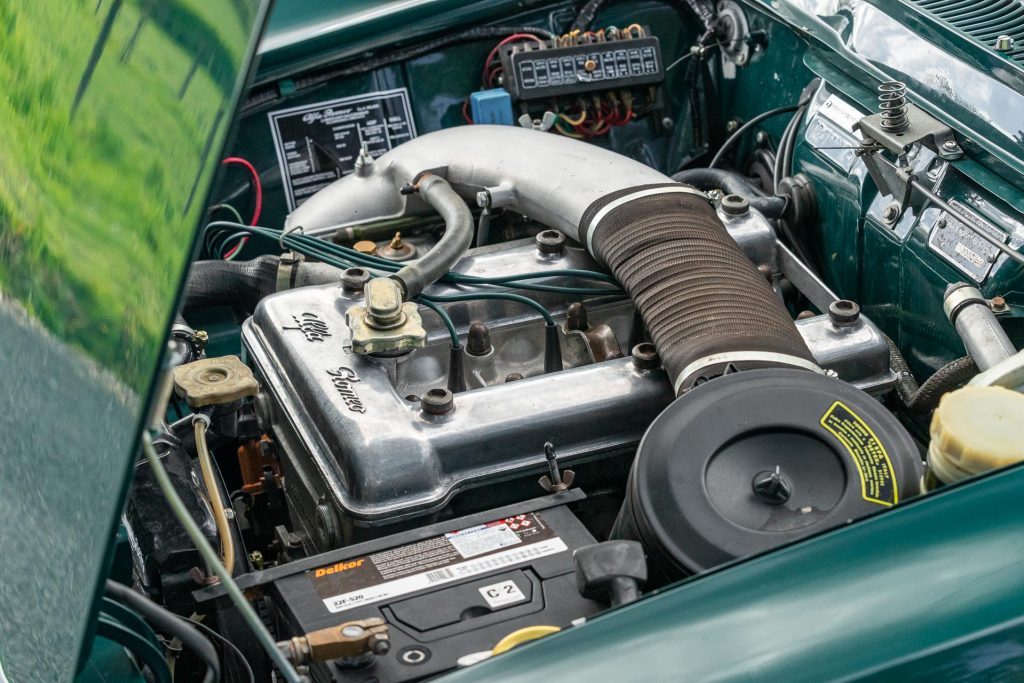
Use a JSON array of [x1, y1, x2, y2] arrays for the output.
[[942, 139, 960, 152], [475, 190, 490, 208], [466, 322, 492, 356], [504, 372, 525, 382], [535, 229, 566, 255], [340, 267, 371, 292], [752, 468, 792, 505], [995, 35, 1015, 52], [631, 343, 659, 370], [828, 299, 861, 326], [796, 310, 817, 320], [353, 240, 377, 255], [882, 204, 900, 223], [991, 295, 1009, 313], [936, 218, 947, 229], [420, 388, 454, 415], [720, 194, 750, 216], [566, 302, 589, 331]]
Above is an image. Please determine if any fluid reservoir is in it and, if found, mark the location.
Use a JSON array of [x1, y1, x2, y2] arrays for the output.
[[611, 368, 923, 580], [928, 385, 1024, 487]]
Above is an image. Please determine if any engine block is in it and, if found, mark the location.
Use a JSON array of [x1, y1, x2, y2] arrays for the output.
[[245, 214, 895, 547]]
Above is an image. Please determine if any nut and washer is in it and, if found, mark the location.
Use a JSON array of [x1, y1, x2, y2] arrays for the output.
[[995, 35, 1015, 52]]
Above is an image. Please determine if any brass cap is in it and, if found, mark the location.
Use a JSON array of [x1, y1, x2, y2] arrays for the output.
[[172, 356, 259, 408]]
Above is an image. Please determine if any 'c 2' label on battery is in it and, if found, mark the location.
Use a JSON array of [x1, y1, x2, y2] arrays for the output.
[[820, 401, 898, 506]]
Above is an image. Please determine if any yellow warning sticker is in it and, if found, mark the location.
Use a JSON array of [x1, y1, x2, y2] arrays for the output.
[[820, 401, 898, 506]]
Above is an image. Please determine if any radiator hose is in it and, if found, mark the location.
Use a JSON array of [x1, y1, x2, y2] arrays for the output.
[[183, 255, 279, 314]]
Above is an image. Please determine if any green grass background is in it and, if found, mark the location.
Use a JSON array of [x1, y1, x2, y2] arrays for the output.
[[0, 0, 254, 388]]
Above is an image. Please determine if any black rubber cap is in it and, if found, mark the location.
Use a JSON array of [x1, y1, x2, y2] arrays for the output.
[[622, 368, 921, 576]]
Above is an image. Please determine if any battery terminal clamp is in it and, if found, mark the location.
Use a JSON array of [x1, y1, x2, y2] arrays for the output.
[[277, 618, 390, 666]]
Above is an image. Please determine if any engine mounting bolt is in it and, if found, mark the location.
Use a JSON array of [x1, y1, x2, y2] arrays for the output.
[[566, 302, 589, 331], [535, 229, 566, 255], [995, 35, 1015, 52], [828, 299, 861, 326], [340, 267, 371, 292], [505, 372, 525, 382], [631, 343, 660, 370], [420, 388, 455, 415], [991, 295, 1009, 313], [752, 468, 792, 505], [466, 322, 493, 356], [720, 194, 749, 216]]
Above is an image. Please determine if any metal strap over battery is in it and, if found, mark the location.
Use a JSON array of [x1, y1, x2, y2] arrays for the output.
[[584, 186, 709, 259], [673, 351, 824, 395]]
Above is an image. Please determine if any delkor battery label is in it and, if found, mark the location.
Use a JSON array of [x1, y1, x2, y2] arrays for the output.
[[310, 513, 567, 613], [268, 88, 416, 210]]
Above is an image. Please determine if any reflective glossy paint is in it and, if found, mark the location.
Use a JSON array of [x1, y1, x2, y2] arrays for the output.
[[0, 1, 266, 679]]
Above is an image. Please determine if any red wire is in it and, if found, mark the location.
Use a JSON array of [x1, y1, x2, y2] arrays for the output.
[[462, 98, 473, 124], [481, 33, 543, 86], [220, 156, 262, 260], [221, 156, 262, 225]]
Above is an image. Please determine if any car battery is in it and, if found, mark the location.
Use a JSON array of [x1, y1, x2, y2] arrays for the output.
[[202, 491, 601, 682]]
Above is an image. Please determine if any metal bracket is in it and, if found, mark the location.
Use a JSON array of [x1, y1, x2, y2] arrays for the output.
[[855, 103, 963, 160]]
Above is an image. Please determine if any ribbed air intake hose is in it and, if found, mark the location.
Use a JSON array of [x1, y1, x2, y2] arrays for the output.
[[581, 185, 816, 393]]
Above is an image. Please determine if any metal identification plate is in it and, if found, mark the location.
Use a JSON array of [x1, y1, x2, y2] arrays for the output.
[[805, 94, 865, 172], [928, 200, 1007, 282], [269, 88, 417, 210]]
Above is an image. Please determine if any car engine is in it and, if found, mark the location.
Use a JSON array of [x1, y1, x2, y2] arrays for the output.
[[123, 1, 1024, 680]]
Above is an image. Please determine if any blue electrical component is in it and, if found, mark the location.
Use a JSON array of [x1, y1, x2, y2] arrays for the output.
[[469, 88, 515, 125]]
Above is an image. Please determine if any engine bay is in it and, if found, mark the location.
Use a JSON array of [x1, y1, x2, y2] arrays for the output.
[[127, 0, 1024, 680]]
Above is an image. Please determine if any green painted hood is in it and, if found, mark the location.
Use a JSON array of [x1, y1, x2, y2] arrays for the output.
[[0, 1, 268, 680]]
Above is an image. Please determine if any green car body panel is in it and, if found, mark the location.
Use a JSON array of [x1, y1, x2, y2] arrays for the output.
[[0, 1, 267, 680], [2, 0, 1023, 680]]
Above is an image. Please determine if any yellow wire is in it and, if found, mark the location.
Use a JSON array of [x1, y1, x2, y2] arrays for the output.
[[625, 23, 645, 37], [559, 109, 587, 126], [554, 121, 584, 138], [195, 420, 236, 574], [491, 626, 561, 655]]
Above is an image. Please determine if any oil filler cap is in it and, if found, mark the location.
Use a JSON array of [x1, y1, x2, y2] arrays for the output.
[[614, 368, 922, 577], [928, 385, 1024, 485]]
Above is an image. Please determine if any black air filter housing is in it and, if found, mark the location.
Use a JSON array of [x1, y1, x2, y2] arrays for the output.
[[612, 368, 922, 580]]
